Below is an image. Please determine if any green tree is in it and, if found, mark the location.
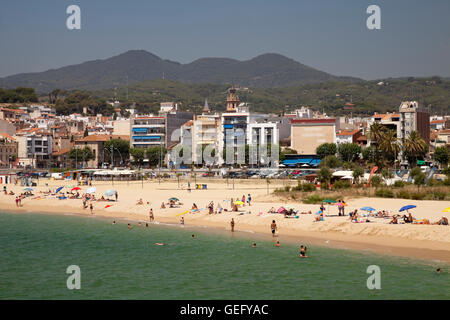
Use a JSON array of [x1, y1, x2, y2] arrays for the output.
[[403, 131, 427, 167], [414, 172, 426, 191], [316, 143, 337, 159], [319, 155, 341, 168], [378, 129, 400, 162], [370, 175, 382, 188], [352, 167, 364, 184], [68, 147, 95, 167], [105, 139, 130, 166], [146, 146, 167, 167], [338, 143, 361, 162], [434, 146, 449, 167], [317, 167, 332, 185], [129, 147, 146, 168]]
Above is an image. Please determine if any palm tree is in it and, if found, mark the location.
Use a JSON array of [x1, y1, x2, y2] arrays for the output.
[[368, 123, 386, 145], [378, 129, 400, 162], [402, 131, 427, 166], [368, 123, 386, 166]]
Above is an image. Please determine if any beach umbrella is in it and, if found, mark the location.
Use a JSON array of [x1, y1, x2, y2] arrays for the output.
[[86, 187, 96, 194], [71, 187, 81, 191], [169, 197, 179, 202], [105, 189, 116, 197], [361, 206, 376, 212], [55, 186, 63, 193], [235, 200, 244, 205], [443, 207, 450, 213], [399, 205, 416, 212]]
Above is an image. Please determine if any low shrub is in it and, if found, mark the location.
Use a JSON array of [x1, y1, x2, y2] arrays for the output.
[[303, 194, 325, 204], [375, 188, 394, 198], [332, 180, 351, 190], [396, 190, 410, 199], [410, 192, 425, 200], [393, 180, 405, 188]]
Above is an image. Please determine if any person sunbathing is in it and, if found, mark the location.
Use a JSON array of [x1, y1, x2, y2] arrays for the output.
[[389, 215, 398, 224], [268, 207, 276, 213], [433, 217, 449, 225], [161, 202, 166, 209], [9, 191, 14, 195], [192, 203, 198, 210], [136, 198, 144, 205]]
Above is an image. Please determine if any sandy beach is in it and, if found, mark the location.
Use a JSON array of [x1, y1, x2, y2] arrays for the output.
[[2, 178, 449, 264]]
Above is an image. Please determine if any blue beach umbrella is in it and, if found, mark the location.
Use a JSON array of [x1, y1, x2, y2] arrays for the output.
[[55, 186, 63, 193], [361, 206, 376, 212], [399, 205, 417, 212], [105, 189, 116, 197]]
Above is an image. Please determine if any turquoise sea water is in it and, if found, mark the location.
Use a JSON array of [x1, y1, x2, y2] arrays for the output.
[[0, 211, 448, 299]]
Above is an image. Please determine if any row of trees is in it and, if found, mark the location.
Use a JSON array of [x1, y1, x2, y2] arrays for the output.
[[316, 127, 449, 169]]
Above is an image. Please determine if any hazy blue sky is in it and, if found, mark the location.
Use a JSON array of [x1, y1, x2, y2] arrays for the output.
[[0, 0, 449, 79]]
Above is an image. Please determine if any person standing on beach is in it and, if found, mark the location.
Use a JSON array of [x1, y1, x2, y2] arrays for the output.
[[180, 217, 184, 225], [242, 195, 246, 206], [230, 218, 235, 232], [90, 203, 93, 214], [187, 181, 191, 193], [115, 191, 118, 202], [15, 196, 19, 207], [149, 209, 154, 222], [271, 220, 277, 237], [247, 194, 251, 206]]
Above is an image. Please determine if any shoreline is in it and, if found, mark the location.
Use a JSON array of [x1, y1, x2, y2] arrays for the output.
[[3, 203, 449, 265]]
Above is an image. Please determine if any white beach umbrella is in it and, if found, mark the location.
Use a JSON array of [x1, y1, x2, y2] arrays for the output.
[[86, 187, 96, 194]]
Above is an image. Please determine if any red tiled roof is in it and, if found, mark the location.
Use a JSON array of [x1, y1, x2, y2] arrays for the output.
[[75, 134, 130, 142], [0, 133, 16, 141], [52, 148, 71, 156], [336, 129, 361, 136]]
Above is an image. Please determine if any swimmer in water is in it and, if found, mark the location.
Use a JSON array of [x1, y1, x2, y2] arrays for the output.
[[145, 223, 149, 227], [155, 243, 164, 246], [299, 245, 308, 258], [436, 268, 441, 274], [191, 234, 195, 239], [112, 220, 116, 225], [127, 223, 132, 229], [275, 241, 280, 247], [252, 243, 257, 248]]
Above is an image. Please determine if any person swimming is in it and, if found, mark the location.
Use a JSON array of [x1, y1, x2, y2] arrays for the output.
[[191, 234, 195, 239], [155, 243, 164, 246], [112, 220, 116, 225], [252, 243, 257, 248], [127, 223, 132, 229], [299, 245, 308, 258], [275, 241, 280, 247]]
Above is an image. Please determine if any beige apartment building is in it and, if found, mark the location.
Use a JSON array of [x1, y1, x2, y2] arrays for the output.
[[290, 118, 338, 154]]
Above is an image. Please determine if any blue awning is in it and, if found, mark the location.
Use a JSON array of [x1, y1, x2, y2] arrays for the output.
[[283, 159, 300, 164], [132, 128, 147, 133], [223, 124, 233, 129], [133, 136, 161, 140]]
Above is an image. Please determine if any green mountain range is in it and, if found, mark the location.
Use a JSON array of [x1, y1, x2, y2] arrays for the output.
[[0, 50, 360, 93]]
